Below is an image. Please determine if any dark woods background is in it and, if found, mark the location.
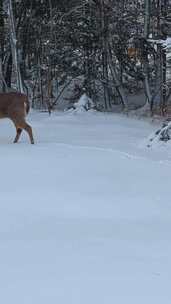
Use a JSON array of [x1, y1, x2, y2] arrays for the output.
[[0, 0, 171, 115]]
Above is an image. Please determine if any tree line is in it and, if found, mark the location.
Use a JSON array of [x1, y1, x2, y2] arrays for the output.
[[0, 0, 171, 115]]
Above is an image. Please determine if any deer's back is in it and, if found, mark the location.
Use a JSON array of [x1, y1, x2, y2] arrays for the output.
[[0, 92, 28, 119]]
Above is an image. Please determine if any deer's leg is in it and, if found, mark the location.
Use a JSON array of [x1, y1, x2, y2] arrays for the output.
[[14, 128, 22, 143], [23, 122, 34, 144], [12, 118, 34, 144]]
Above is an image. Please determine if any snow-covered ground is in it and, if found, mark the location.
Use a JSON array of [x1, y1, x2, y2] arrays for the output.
[[0, 110, 171, 304]]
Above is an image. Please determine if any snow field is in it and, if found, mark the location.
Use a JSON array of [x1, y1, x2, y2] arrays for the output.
[[0, 111, 171, 303]]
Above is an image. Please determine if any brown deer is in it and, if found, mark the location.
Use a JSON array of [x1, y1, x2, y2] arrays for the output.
[[0, 92, 34, 144]]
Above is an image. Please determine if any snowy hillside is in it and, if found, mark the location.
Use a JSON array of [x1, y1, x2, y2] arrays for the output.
[[0, 111, 171, 304]]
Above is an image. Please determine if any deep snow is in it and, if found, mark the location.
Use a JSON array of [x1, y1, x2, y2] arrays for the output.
[[0, 110, 171, 304]]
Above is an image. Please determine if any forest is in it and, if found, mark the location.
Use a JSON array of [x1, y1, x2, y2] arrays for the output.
[[0, 0, 171, 116]]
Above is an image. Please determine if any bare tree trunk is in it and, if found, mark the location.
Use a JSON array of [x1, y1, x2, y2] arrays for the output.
[[0, 0, 6, 91], [100, 0, 111, 109], [8, 0, 24, 92], [160, 0, 167, 115], [144, 0, 150, 38], [143, 0, 152, 113], [108, 46, 128, 109]]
